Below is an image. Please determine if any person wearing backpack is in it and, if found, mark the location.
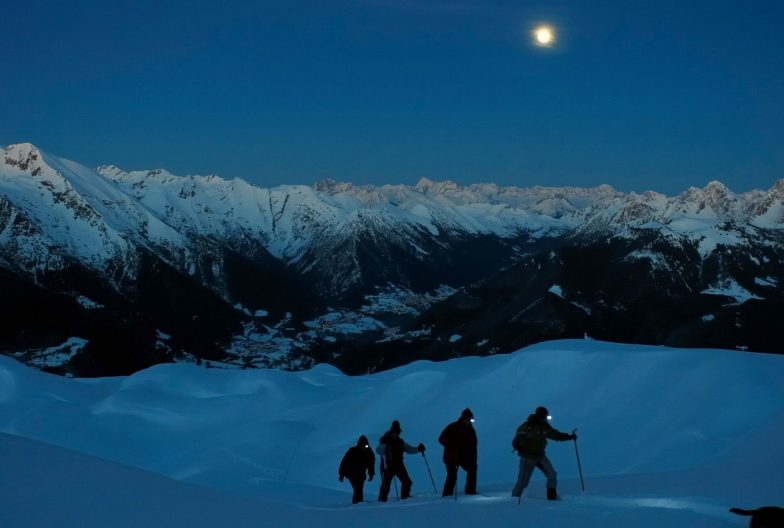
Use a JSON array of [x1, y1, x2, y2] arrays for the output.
[[438, 408, 478, 496], [511, 406, 576, 501], [339, 434, 376, 504], [376, 420, 425, 501]]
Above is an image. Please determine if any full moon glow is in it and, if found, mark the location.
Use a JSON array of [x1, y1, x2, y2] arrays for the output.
[[533, 25, 555, 47]]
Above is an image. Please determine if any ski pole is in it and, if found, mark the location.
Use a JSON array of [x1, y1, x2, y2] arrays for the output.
[[572, 428, 585, 492], [421, 452, 438, 495], [378, 466, 382, 501], [517, 457, 524, 504]]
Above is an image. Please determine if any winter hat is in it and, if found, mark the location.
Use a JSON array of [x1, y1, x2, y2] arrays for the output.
[[390, 420, 402, 433], [357, 435, 370, 447], [461, 408, 474, 420], [535, 406, 550, 419]]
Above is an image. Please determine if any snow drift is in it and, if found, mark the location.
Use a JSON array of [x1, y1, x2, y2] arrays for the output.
[[1, 339, 783, 527]]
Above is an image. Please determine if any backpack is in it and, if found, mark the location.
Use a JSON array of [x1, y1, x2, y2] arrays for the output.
[[512, 423, 531, 453], [512, 432, 526, 452]]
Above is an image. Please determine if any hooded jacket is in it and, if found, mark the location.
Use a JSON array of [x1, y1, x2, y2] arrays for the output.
[[514, 414, 572, 457], [438, 417, 477, 467], [339, 435, 376, 480]]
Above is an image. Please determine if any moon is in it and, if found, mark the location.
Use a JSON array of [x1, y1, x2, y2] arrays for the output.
[[533, 25, 555, 47]]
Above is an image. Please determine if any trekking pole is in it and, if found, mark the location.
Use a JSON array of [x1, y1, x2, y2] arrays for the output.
[[421, 452, 438, 495], [455, 472, 459, 501], [393, 476, 399, 500], [572, 429, 585, 492]]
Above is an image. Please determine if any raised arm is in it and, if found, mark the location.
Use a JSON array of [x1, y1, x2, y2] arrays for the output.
[[546, 424, 575, 442]]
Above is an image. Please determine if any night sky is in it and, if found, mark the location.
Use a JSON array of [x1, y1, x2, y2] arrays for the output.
[[2, 0, 782, 193]]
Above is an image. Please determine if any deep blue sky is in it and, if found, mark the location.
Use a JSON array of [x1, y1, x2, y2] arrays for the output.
[[2, 1, 782, 193]]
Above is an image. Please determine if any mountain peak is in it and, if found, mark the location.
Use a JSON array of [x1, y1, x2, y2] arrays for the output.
[[314, 179, 355, 194], [95, 164, 123, 177], [414, 177, 461, 194], [677, 181, 733, 208], [703, 180, 730, 193], [414, 177, 435, 192], [701, 180, 735, 214], [3, 143, 45, 174]]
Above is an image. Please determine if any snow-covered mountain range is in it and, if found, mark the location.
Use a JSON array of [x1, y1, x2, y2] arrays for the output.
[[1, 143, 782, 375]]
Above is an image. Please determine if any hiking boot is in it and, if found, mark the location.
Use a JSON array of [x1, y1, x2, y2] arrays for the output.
[[547, 488, 558, 501]]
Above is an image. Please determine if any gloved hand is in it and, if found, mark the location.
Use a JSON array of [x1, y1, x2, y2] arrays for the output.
[[368, 474, 374, 482], [571, 433, 578, 440], [339, 475, 344, 482], [418, 443, 425, 453]]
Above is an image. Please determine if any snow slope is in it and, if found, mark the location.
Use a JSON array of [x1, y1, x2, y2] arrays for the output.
[[1, 340, 782, 527], [0, 143, 185, 274]]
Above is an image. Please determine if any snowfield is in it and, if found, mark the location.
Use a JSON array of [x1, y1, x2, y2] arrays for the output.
[[1, 339, 782, 527]]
